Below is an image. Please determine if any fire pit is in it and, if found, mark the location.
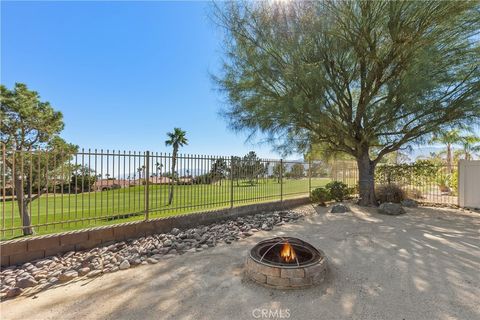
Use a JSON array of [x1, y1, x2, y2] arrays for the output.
[[245, 237, 327, 289]]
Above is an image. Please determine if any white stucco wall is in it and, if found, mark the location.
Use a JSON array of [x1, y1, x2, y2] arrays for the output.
[[458, 160, 480, 209]]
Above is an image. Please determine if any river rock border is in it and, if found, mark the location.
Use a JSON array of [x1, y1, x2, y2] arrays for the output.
[[1, 199, 312, 300]]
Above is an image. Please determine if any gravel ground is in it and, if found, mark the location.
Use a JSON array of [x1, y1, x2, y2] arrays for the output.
[[1, 204, 479, 320]]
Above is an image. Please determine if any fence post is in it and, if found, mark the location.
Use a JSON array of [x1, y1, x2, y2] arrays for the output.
[[144, 151, 150, 220], [308, 158, 312, 194], [230, 156, 234, 208], [458, 161, 462, 207], [280, 159, 283, 203]]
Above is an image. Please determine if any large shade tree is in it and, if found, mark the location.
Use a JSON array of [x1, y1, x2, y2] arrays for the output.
[[1, 83, 77, 235], [214, 1, 480, 205]]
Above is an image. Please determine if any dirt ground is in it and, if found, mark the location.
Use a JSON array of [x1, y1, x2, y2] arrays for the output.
[[1, 204, 479, 320]]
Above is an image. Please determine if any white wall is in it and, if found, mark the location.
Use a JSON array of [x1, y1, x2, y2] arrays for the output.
[[458, 160, 480, 209]]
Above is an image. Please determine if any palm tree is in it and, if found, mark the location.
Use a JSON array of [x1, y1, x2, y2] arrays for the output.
[[430, 129, 461, 173], [155, 162, 163, 177], [165, 128, 188, 205], [137, 167, 143, 180], [460, 135, 480, 160]]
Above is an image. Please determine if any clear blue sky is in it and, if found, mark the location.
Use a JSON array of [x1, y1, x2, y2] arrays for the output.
[[2, 1, 477, 161], [1, 1, 289, 159]]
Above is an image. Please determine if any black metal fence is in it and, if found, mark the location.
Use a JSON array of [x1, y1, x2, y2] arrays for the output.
[[1, 147, 359, 239], [375, 163, 458, 205], [0, 145, 458, 240]]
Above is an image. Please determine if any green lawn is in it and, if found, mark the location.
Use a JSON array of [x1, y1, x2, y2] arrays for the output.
[[1, 178, 330, 240]]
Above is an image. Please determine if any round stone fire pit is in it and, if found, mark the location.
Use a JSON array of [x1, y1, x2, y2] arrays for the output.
[[245, 237, 327, 289]]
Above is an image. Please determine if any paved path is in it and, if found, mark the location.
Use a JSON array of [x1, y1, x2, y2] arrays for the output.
[[1, 205, 479, 320]]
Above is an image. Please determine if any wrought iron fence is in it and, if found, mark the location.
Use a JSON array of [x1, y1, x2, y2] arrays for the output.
[[1, 147, 341, 239], [0, 145, 459, 240], [375, 163, 458, 205]]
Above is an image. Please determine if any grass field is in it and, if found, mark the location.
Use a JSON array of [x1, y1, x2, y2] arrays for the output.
[[1, 178, 330, 240]]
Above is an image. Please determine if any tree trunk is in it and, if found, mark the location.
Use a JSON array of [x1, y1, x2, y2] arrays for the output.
[[446, 143, 452, 174], [357, 152, 378, 206], [13, 176, 34, 235], [168, 150, 177, 205]]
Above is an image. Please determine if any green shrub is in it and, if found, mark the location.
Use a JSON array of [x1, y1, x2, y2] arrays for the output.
[[192, 173, 213, 184], [310, 187, 331, 205], [375, 160, 439, 186], [450, 170, 458, 195], [325, 181, 351, 202], [375, 184, 406, 203]]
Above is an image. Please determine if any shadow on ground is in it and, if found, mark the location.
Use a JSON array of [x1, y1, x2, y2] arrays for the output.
[[2, 205, 479, 320]]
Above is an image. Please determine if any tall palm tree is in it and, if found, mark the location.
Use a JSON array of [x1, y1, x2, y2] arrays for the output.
[[430, 129, 461, 173], [155, 162, 163, 177], [460, 135, 480, 160], [165, 128, 188, 205], [137, 166, 144, 180]]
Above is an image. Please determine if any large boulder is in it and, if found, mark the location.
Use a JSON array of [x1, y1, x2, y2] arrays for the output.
[[401, 199, 418, 208], [330, 203, 350, 214], [378, 202, 405, 215]]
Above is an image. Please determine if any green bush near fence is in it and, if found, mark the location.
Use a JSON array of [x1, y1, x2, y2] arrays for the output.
[[325, 181, 352, 202], [375, 184, 407, 203], [376, 161, 458, 197], [1, 177, 330, 240], [310, 181, 353, 205], [310, 187, 331, 206]]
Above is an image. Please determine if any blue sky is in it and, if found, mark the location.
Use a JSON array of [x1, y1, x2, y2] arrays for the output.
[[1, 1, 286, 159], [1, 1, 477, 161]]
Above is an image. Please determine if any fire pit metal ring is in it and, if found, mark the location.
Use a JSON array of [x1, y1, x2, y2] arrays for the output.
[[245, 237, 327, 289]]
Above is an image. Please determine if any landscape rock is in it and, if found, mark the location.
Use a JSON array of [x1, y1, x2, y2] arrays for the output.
[[119, 260, 130, 270], [86, 270, 102, 278], [261, 223, 272, 231], [59, 271, 78, 283], [146, 258, 158, 264], [330, 204, 350, 213], [63, 251, 75, 259], [1, 208, 307, 299], [401, 199, 418, 208], [16, 277, 38, 289], [78, 267, 91, 276], [378, 202, 406, 215], [6, 287, 22, 298], [35, 260, 52, 268]]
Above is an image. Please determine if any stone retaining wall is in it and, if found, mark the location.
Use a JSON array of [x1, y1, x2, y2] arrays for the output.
[[1, 198, 309, 267]]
